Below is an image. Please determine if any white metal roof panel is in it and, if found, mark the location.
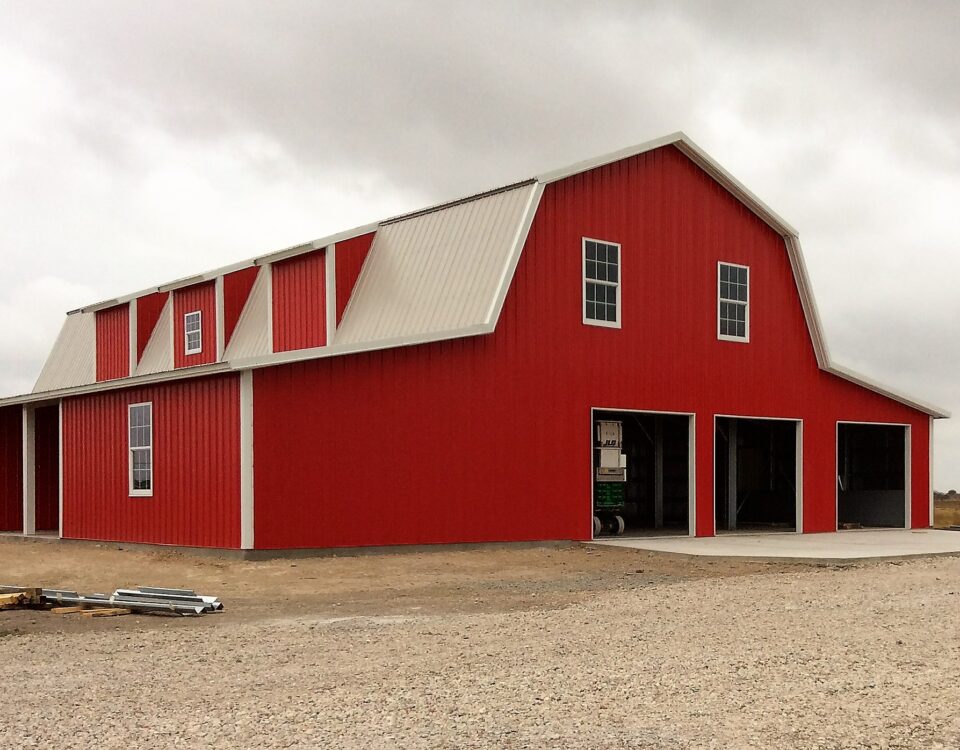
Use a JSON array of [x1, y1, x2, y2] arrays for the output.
[[336, 182, 538, 346], [136, 295, 173, 376], [223, 265, 271, 360], [33, 311, 96, 393]]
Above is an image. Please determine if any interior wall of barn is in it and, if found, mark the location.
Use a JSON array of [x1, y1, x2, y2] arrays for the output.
[[0, 405, 23, 531]]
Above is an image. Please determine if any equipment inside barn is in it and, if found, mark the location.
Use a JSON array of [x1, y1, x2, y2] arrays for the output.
[[837, 423, 906, 528], [714, 417, 797, 532], [592, 411, 690, 537]]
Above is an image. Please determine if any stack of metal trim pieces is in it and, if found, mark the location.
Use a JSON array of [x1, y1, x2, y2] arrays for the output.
[[2, 584, 223, 616]]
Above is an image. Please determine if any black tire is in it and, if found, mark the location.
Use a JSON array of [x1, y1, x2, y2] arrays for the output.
[[613, 515, 626, 535], [592, 515, 602, 538]]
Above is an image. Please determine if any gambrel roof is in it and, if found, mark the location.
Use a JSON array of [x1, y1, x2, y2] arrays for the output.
[[4, 132, 949, 417]]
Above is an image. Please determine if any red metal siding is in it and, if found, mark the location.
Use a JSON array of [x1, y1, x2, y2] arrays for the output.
[[34, 405, 59, 531], [252, 145, 931, 549], [95, 304, 130, 381], [136, 292, 169, 362], [272, 251, 326, 351], [61, 374, 240, 548], [173, 282, 216, 368], [223, 266, 259, 346], [0, 406, 22, 531], [335, 232, 374, 325]]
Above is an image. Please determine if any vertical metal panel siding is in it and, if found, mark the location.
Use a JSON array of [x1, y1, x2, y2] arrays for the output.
[[62, 373, 241, 548], [136, 292, 169, 362], [272, 250, 326, 351], [95, 305, 130, 381], [0, 406, 22, 531], [223, 266, 259, 346], [173, 282, 217, 368], [334, 232, 374, 326], [34, 405, 59, 531], [252, 145, 931, 549]]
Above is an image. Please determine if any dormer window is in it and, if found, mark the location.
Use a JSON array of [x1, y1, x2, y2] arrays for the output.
[[184, 310, 202, 354]]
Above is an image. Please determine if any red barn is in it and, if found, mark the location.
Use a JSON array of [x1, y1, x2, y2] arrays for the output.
[[0, 133, 948, 552]]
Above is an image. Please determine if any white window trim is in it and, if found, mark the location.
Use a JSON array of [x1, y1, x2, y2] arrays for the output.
[[717, 261, 750, 343], [128, 401, 154, 498], [184, 310, 203, 355], [582, 237, 621, 329]]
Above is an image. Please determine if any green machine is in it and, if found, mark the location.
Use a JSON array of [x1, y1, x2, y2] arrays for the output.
[[593, 420, 626, 536]]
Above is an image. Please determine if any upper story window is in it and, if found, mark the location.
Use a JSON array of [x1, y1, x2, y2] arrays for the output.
[[718, 262, 749, 342], [129, 402, 153, 497], [583, 238, 620, 328], [184, 310, 202, 355]]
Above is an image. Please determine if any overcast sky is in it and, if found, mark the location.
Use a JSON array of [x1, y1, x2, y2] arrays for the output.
[[1, 1, 958, 486]]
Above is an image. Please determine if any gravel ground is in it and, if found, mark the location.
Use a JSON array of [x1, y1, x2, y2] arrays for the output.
[[3, 553, 960, 749]]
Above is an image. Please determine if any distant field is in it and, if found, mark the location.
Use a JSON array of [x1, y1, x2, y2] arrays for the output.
[[935, 499, 960, 528]]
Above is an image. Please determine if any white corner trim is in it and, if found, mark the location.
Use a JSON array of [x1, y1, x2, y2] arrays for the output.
[[58, 400, 63, 538], [128, 297, 138, 376], [325, 244, 337, 346], [796, 419, 804, 534], [22, 406, 36, 535], [215, 275, 225, 362], [265, 263, 274, 354], [929, 415, 935, 527], [240, 370, 254, 550]]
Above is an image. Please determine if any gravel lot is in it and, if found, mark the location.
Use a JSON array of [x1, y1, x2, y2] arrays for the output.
[[2, 543, 959, 749]]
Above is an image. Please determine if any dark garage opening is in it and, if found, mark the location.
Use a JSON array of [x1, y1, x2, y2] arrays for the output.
[[592, 410, 690, 538], [715, 417, 797, 532], [837, 423, 906, 529], [34, 405, 60, 534]]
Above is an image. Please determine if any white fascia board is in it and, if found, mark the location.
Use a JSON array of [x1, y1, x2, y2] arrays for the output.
[[538, 132, 800, 237], [0, 362, 232, 407], [71, 225, 379, 316], [484, 182, 544, 325], [253, 222, 379, 266], [825, 362, 950, 419], [784, 235, 830, 368], [231, 323, 492, 371]]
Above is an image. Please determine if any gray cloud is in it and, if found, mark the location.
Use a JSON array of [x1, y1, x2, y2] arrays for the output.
[[1, 1, 958, 484]]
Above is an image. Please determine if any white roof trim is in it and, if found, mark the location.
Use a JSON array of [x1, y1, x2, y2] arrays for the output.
[[3, 362, 231, 408], [23, 132, 946, 418], [71, 222, 380, 315]]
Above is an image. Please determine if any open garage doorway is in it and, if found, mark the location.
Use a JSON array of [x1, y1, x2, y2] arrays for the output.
[[837, 423, 908, 529], [591, 409, 693, 539], [715, 417, 800, 533], [33, 405, 60, 535]]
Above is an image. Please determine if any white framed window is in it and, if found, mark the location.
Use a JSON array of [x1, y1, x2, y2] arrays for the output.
[[184, 310, 202, 355], [128, 402, 153, 497], [583, 238, 621, 328], [718, 262, 749, 342]]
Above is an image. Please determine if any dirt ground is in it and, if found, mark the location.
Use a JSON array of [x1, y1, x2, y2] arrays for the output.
[[3, 538, 960, 749], [934, 499, 960, 528], [0, 537, 779, 635]]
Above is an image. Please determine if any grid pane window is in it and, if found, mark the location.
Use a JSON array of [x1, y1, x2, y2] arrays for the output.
[[129, 403, 153, 494], [583, 239, 620, 326], [718, 263, 749, 340], [184, 311, 202, 354]]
